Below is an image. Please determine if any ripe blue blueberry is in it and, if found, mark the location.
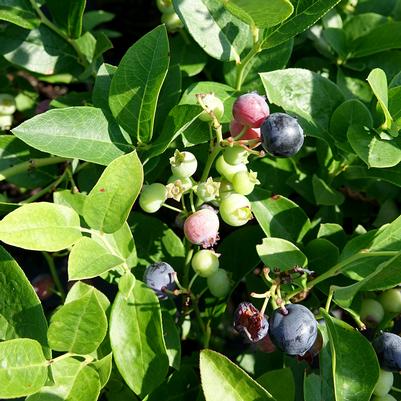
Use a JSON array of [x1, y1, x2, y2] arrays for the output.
[[269, 304, 318, 356], [373, 332, 401, 372], [261, 113, 304, 157], [143, 262, 176, 300], [234, 302, 269, 343]]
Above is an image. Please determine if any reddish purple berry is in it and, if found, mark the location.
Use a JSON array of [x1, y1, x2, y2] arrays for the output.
[[183, 209, 219, 248], [32, 274, 54, 301], [229, 120, 261, 140], [234, 302, 269, 343], [232, 92, 270, 128]]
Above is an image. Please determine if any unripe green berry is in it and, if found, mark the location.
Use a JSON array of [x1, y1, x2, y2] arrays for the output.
[[219, 193, 252, 226], [170, 150, 197, 178], [161, 11, 183, 32], [373, 369, 393, 397], [0, 114, 13, 130], [207, 268, 231, 297], [223, 146, 248, 166], [139, 183, 167, 213], [196, 177, 220, 203], [219, 180, 234, 200], [359, 298, 384, 327], [0, 94, 16, 115], [215, 155, 247, 182], [156, 0, 174, 13], [191, 250, 219, 277], [372, 395, 397, 401], [198, 93, 224, 122], [232, 170, 259, 195], [379, 289, 401, 313]]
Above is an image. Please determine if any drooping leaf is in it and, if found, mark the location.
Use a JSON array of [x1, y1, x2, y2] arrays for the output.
[[0, 202, 82, 251], [110, 282, 169, 397], [200, 349, 275, 401], [12, 107, 133, 165], [0, 245, 50, 356], [0, 0, 39, 29], [0, 338, 48, 399], [257, 368, 295, 401], [109, 25, 169, 143], [173, 0, 249, 63], [322, 310, 379, 401], [312, 175, 345, 206], [83, 151, 143, 233]]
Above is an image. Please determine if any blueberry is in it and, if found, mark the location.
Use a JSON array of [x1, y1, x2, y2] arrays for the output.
[[143, 262, 176, 300], [234, 302, 269, 343], [373, 332, 401, 371], [261, 113, 304, 157], [269, 304, 318, 356]]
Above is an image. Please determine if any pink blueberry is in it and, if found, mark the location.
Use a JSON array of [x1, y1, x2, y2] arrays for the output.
[[232, 92, 270, 128], [183, 209, 219, 248]]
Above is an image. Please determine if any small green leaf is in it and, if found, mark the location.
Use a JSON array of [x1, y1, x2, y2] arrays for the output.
[[347, 125, 401, 168], [92, 63, 117, 111], [27, 357, 101, 401], [109, 25, 169, 143], [200, 349, 275, 401], [66, 282, 110, 312], [90, 353, 113, 389], [257, 368, 295, 401], [312, 175, 345, 206], [0, 338, 48, 398], [47, 289, 108, 354], [68, 237, 124, 280], [0, 0, 39, 29], [256, 237, 307, 272], [162, 311, 181, 370], [118, 271, 136, 299], [222, 0, 293, 28], [367, 68, 393, 128], [0, 203, 82, 251], [53, 189, 87, 216], [173, 0, 249, 63], [321, 310, 379, 401], [249, 188, 311, 242], [12, 107, 133, 165], [83, 151, 143, 233]]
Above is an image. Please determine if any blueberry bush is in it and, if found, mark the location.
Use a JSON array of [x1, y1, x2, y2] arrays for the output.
[[1, 0, 401, 400]]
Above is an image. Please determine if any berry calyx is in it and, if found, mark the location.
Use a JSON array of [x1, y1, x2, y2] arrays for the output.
[[143, 261, 176, 300], [207, 268, 231, 298], [170, 150, 198, 178], [184, 209, 219, 248], [139, 183, 167, 213], [261, 113, 304, 157], [379, 289, 401, 313], [191, 249, 220, 277], [232, 92, 270, 128], [166, 176, 192, 201], [219, 193, 252, 227], [215, 155, 247, 182], [232, 170, 259, 196], [234, 302, 269, 343], [359, 298, 385, 327], [198, 93, 224, 122], [196, 177, 220, 203], [373, 332, 401, 371], [229, 119, 261, 140], [223, 146, 248, 165], [269, 304, 318, 356]]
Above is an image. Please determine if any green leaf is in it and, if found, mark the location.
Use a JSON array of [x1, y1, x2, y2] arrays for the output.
[[389, 86, 401, 128], [304, 373, 322, 401], [27, 357, 101, 401], [66, 281, 110, 312], [0, 24, 82, 76], [0, 338, 48, 399], [90, 353, 113, 389], [0, 202, 82, 251], [83, 10, 114, 31], [312, 175, 345, 206], [249, 188, 311, 243], [343, 13, 387, 42], [46, 0, 86, 38], [109, 25, 169, 143], [347, 125, 401, 168], [329, 99, 373, 143], [261, 0, 342, 49], [257, 368, 295, 401], [350, 22, 401, 58], [256, 237, 307, 272], [83, 151, 143, 233], [321, 310, 379, 401], [53, 189, 87, 216], [162, 311, 181, 370], [345, 165, 401, 188], [12, 107, 133, 165], [110, 282, 169, 397], [173, 0, 249, 63], [260, 68, 344, 148], [0, 0, 39, 29], [118, 271, 136, 299], [367, 68, 393, 128], [47, 289, 108, 354], [222, 0, 293, 28], [93, 63, 117, 111], [200, 349, 275, 401], [0, 245, 50, 356], [68, 237, 124, 280]]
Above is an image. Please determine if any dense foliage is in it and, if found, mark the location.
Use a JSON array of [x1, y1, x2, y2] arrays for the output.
[[1, 0, 401, 400]]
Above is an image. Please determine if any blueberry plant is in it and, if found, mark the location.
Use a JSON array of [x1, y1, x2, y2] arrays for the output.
[[1, 0, 401, 400]]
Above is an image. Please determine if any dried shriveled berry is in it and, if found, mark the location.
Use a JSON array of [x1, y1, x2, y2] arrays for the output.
[[234, 302, 269, 343]]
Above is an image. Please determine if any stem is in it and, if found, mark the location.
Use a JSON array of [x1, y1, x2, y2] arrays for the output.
[[235, 39, 262, 91], [162, 203, 183, 213], [0, 157, 69, 181], [42, 252, 66, 301], [325, 286, 335, 312], [188, 273, 199, 290], [285, 251, 398, 301], [190, 293, 208, 346], [199, 145, 222, 184], [29, 0, 88, 67], [183, 243, 194, 288]]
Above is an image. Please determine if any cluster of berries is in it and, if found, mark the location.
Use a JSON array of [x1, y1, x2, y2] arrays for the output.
[[0, 94, 16, 130]]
